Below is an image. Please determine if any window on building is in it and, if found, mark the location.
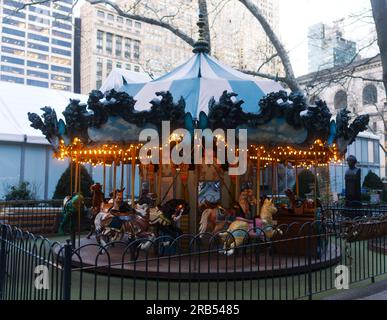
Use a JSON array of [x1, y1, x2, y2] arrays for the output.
[[96, 80, 102, 89], [27, 79, 49, 88], [52, 30, 72, 39], [1, 65, 24, 75], [2, 27, 25, 37], [27, 60, 49, 70], [117, 16, 123, 23], [96, 58, 103, 78], [27, 52, 48, 61], [28, 24, 49, 35], [52, 47, 72, 57], [107, 14, 114, 21], [363, 84, 378, 105], [28, 15, 50, 25], [51, 74, 71, 82], [334, 90, 347, 109], [133, 40, 140, 61], [51, 65, 71, 74], [1, 74, 24, 84], [3, 8, 26, 19], [51, 83, 71, 91], [97, 10, 105, 19], [52, 21, 72, 31], [115, 36, 122, 57], [116, 62, 122, 68], [3, 0, 24, 10], [27, 69, 49, 79], [29, 5, 50, 15], [97, 30, 104, 52], [52, 39, 72, 48], [124, 38, 131, 59], [106, 33, 113, 54], [126, 19, 132, 26], [134, 65, 140, 72], [125, 63, 131, 70], [1, 46, 25, 56], [135, 22, 141, 29], [106, 59, 112, 74], [2, 17, 26, 28], [28, 42, 49, 52], [2, 37, 25, 47], [28, 33, 50, 43], [1, 55, 24, 65], [51, 56, 71, 66]]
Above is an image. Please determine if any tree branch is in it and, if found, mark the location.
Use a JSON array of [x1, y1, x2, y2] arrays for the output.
[[238, 0, 301, 92], [87, 0, 196, 47]]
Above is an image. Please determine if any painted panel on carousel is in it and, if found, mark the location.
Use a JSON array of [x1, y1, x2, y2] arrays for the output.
[[88, 116, 157, 143]]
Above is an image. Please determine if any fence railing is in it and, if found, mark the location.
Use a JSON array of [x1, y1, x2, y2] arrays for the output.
[[1, 217, 387, 300]]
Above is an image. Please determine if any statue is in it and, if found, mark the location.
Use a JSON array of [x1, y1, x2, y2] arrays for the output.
[[345, 155, 362, 207]]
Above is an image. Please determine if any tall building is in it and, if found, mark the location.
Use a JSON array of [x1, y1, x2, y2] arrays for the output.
[[0, 0, 75, 91], [209, 0, 281, 75], [80, 0, 281, 92], [308, 22, 357, 73], [116, 0, 195, 77], [80, 2, 143, 94]]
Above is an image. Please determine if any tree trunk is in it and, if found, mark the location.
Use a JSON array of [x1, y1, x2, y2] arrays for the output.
[[371, 0, 387, 98], [238, 0, 301, 92], [198, 0, 211, 53]]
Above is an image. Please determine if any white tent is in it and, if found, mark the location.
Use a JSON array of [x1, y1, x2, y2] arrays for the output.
[[0, 81, 87, 144], [99, 68, 151, 93], [0, 81, 140, 200]]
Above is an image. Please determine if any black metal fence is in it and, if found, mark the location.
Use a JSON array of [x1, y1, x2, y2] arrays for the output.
[[1, 216, 387, 300]]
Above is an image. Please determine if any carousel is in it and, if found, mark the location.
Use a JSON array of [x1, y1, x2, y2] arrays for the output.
[[27, 15, 369, 279]]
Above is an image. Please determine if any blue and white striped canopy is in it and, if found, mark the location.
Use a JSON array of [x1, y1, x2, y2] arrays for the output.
[[121, 52, 283, 118]]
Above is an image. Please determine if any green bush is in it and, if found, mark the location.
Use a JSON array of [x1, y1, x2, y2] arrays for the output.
[[293, 169, 319, 199], [4, 181, 35, 201], [363, 170, 383, 190], [52, 164, 94, 200]]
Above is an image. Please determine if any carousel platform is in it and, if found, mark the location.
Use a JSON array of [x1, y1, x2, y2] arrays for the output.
[[65, 237, 342, 280]]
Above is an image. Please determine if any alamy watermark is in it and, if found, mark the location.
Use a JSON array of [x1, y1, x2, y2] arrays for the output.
[[334, 265, 349, 290], [34, 265, 49, 290], [138, 121, 248, 175]]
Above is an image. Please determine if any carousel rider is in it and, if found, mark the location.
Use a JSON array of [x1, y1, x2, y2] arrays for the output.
[[138, 181, 157, 207]]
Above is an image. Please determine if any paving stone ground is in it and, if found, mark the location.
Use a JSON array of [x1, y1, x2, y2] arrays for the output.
[[324, 279, 387, 300]]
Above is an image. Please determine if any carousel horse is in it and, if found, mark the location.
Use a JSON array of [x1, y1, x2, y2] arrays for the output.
[[58, 193, 85, 235], [198, 201, 242, 235], [94, 189, 156, 249], [219, 198, 279, 256], [198, 183, 256, 235], [149, 199, 190, 241], [86, 183, 105, 239]]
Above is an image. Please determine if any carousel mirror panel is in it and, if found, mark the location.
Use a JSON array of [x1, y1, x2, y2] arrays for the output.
[[198, 181, 221, 206]]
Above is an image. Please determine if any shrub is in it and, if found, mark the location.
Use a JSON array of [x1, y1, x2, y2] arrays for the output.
[[52, 164, 94, 200], [362, 170, 383, 190], [4, 181, 35, 201]]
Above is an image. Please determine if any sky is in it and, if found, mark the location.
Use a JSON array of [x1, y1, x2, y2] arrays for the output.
[[74, 0, 378, 77], [278, 0, 377, 76]]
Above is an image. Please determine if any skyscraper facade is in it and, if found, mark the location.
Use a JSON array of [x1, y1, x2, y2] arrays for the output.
[[80, 2, 143, 94], [308, 22, 357, 73], [0, 0, 75, 91]]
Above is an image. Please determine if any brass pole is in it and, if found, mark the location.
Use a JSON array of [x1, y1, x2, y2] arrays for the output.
[[120, 160, 125, 190], [103, 163, 106, 196], [131, 147, 136, 205], [295, 165, 299, 197], [113, 161, 117, 193], [157, 162, 162, 203], [78, 162, 81, 248], [257, 153, 261, 217], [70, 158, 73, 195]]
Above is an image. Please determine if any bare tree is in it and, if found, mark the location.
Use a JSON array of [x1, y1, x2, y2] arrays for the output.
[[371, 0, 387, 97]]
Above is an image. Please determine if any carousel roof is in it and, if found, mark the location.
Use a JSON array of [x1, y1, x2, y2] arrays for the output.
[[99, 68, 151, 93], [121, 52, 283, 118]]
